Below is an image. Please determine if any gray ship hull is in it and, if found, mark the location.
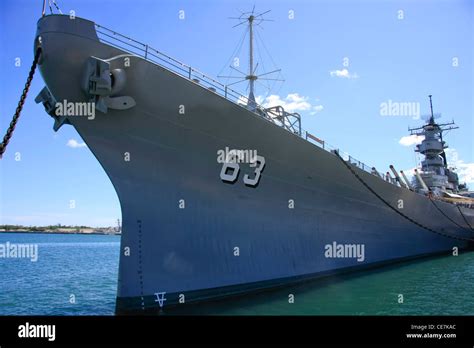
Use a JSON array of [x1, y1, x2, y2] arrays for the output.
[[34, 15, 474, 313]]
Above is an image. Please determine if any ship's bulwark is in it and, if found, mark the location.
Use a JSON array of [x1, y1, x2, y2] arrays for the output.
[[35, 15, 474, 313]]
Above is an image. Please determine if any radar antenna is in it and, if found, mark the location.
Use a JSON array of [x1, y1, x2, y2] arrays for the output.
[[218, 6, 284, 110], [420, 94, 441, 123]]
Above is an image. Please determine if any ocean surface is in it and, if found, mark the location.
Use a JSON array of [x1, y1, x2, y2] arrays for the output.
[[1, 232, 473, 315]]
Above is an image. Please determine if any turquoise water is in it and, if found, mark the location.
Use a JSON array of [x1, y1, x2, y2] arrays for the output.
[[1, 232, 473, 315], [0, 233, 119, 315]]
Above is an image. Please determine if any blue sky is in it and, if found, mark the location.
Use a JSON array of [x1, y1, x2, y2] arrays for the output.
[[0, 0, 473, 226]]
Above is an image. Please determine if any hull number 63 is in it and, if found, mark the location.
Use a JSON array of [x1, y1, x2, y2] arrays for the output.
[[220, 155, 265, 187]]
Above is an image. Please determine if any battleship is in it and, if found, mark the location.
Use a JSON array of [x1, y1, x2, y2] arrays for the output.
[[22, 8, 474, 313]]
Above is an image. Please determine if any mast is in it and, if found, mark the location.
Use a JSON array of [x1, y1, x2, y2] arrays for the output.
[[219, 8, 302, 135], [428, 94, 435, 124], [220, 8, 283, 111], [428, 94, 448, 166], [247, 14, 256, 107]]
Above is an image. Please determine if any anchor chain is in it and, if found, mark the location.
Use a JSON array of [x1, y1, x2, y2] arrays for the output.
[[429, 198, 474, 233], [457, 205, 474, 231], [334, 150, 474, 242], [0, 48, 42, 159]]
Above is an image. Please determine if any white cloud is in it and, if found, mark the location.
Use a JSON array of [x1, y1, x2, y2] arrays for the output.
[[445, 148, 474, 185], [399, 135, 424, 146], [237, 93, 323, 115], [257, 93, 323, 114], [264, 93, 310, 112], [329, 68, 359, 79], [310, 105, 324, 115], [66, 139, 87, 148]]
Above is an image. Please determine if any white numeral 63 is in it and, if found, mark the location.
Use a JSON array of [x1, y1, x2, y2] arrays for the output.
[[220, 155, 265, 187]]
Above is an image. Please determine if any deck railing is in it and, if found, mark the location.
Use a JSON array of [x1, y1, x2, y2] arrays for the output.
[[95, 24, 253, 108], [94, 23, 396, 186]]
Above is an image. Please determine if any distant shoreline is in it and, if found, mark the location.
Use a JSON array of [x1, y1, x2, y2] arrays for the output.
[[0, 230, 120, 236]]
